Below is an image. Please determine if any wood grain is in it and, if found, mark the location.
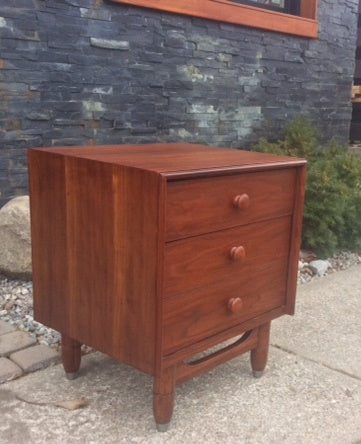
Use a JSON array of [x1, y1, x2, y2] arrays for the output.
[[29, 150, 161, 375], [166, 168, 296, 240], [28, 150, 69, 333], [163, 251, 288, 353], [176, 330, 258, 384], [33, 143, 306, 176], [61, 334, 81, 374], [64, 157, 116, 357], [285, 165, 307, 315], [164, 216, 291, 297], [251, 322, 271, 373], [153, 366, 175, 427], [162, 306, 285, 368]]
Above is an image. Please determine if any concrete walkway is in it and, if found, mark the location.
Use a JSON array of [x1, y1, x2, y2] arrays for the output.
[[0, 266, 360, 444]]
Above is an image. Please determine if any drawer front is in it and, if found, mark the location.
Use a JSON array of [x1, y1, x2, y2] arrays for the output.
[[163, 258, 288, 354], [164, 216, 292, 298], [165, 168, 296, 240]]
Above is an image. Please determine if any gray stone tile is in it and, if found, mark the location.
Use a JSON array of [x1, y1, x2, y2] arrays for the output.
[[0, 357, 22, 384], [0, 331, 37, 357], [10, 344, 61, 373], [0, 320, 16, 336]]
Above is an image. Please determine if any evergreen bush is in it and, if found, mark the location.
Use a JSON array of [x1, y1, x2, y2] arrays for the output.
[[253, 117, 361, 257]]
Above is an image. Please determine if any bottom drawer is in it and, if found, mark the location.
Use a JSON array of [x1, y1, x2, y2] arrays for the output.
[[163, 230, 290, 354]]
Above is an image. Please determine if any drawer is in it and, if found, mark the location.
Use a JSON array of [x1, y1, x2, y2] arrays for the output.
[[163, 216, 292, 298], [163, 258, 288, 354], [165, 168, 296, 240]]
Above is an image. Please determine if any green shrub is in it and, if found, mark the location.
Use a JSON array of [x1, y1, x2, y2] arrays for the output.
[[253, 117, 361, 257]]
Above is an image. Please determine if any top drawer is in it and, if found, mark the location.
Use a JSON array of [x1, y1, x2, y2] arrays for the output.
[[165, 168, 296, 240]]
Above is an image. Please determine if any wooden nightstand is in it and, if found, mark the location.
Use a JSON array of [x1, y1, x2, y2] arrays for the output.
[[28, 143, 306, 431]]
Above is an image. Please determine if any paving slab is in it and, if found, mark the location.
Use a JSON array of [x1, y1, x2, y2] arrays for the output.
[[0, 320, 16, 336], [0, 331, 37, 357], [0, 357, 23, 384], [10, 344, 61, 373], [271, 265, 361, 379]]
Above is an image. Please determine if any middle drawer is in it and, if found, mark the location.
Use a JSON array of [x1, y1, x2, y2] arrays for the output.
[[163, 216, 292, 298]]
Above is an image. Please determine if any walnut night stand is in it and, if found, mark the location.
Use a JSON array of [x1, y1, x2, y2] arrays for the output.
[[28, 143, 306, 431]]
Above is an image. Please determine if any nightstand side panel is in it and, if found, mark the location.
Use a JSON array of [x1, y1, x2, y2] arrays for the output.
[[28, 150, 70, 334], [29, 152, 162, 375]]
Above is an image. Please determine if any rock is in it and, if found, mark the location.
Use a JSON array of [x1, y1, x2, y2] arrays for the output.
[[0, 196, 32, 279], [300, 250, 317, 263], [308, 260, 331, 276], [90, 38, 130, 50]]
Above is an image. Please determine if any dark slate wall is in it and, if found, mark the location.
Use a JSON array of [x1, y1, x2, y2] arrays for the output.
[[0, 0, 358, 206]]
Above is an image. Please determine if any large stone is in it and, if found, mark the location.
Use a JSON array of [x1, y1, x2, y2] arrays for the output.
[[0, 196, 32, 279], [309, 259, 331, 276]]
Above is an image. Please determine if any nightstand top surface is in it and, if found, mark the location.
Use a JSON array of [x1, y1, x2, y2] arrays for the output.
[[29, 143, 305, 177]]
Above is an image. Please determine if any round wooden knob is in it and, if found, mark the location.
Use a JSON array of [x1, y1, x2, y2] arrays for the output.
[[233, 194, 250, 210], [228, 297, 243, 314], [230, 246, 246, 261]]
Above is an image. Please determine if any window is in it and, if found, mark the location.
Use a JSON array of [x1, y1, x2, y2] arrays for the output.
[[229, 0, 300, 16], [109, 0, 318, 38]]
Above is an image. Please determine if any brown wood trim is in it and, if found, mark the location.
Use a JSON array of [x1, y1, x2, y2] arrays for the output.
[[153, 366, 176, 426], [163, 160, 307, 181], [162, 306, 285, 366], [155, 176, 167, 375], [250, 322, 271, 373], [110, 0, 318, 38], [175, 329, 258, 384], [286, 164, 307, 315], [300, 0, 318, 20]]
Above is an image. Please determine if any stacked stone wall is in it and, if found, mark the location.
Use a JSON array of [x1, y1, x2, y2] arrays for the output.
[[0, 0, 358, 205]]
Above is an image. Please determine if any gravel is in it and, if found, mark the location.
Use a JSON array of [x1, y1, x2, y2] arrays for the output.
[[0, 278, 61, 349], [298, 250, 361, 284], [1, 250, 361, 349]]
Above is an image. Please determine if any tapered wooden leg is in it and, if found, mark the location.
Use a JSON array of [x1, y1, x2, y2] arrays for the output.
[[61, 334, 82, 380], [153, 366, 175, 432], [251, 322, 271, 378]]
